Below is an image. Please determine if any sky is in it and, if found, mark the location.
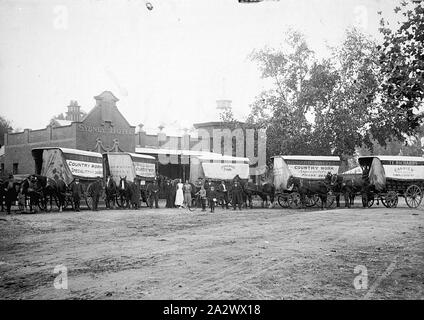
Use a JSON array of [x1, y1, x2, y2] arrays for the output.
[[0, 0, 401, 134]]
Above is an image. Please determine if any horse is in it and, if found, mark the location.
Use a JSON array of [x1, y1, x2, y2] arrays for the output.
[[52, 176, 67, 212], [326, 172, 351, 208], [21, 175, 44, 213], [342, 175, 373, 207], [118, 176, 133, 209], [287, 176, 330, 209], [105, 176, 118, 209], [242, 179, 276, 208], [22, 174, 67, 212]]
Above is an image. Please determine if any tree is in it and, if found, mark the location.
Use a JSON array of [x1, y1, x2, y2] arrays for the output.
[[49, 113, 65, 127], [0, 116, 13, 146], [247, 30, 319, 162], [219, 107, 236, 123], [376, 0, 424, 145], [247, 29, 380, 164], [316, 28, 381, 156]]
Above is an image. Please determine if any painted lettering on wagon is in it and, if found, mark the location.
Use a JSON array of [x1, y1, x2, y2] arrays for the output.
[[66, 160, 103, 177], [78, 124, 132, 135], [289, 165, 338, 179], [385, 165, 424, 179]]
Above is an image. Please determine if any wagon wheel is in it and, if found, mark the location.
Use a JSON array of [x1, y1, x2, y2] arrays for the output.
[[366, 194, 374, 208], [361, 192, 375, 208], [277, 194, 289, 208], [326, 193, 336, 208], [38, 197, 47, 211], [382, 191, 398, 208], [288, 192, 301, 209], [405, 184, 423, 208], [305, 195, 317, 207], [38, 194, 59, 211], [85, 195, 93, 210], [62, 194, 72, 210], [314, 194, 336, 208]]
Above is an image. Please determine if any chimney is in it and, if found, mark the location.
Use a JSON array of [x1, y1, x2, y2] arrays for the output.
[[65, 100, 82, 122]]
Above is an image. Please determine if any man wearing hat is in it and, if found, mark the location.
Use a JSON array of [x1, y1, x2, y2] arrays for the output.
[[147, 179, 160, 208], [71, 178, 84, 212], [87, 177, 103, 211], [4, 175, 16, 214], [231, 180, 243, 211]]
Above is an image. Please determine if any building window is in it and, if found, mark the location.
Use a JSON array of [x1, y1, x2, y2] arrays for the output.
[[13, 163, 18, 174]]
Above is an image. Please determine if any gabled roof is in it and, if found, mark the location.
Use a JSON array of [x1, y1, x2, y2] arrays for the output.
[[94, 91, 119, 102]]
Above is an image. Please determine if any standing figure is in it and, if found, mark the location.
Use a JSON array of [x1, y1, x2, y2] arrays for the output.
[[218, 180, 229, 209], [175, 179, 184, 208], [245, 179, 256, 209], [4, 175, 17, 214], [232, 180, 243, 211], [197, 185, 207, 212], [17, 186, 25, 212], [71, 178, 84, 212], [204, 179, 212, 207], [208, 186, 218, 213], [147, 180, 160, 208], [131, 178, 141, 209], [164, 179, 172, 208], [183, 180, 192, 208], [87, 177, 102, 211]]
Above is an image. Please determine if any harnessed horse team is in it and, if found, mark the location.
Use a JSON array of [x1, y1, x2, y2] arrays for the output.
[[1, 169, 371, 213]]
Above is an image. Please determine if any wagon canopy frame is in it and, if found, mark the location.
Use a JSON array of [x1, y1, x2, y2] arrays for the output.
[[358, 155, 424, 208], [272, 155, 341, 191], [32, 147, 103, 185], [358, 155, 424, 181], [102, 151, 157, 185], [190, 154, 250, 182]]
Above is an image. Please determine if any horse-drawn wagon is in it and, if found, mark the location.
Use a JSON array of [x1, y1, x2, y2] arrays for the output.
[[358, 155, 424, 208], [272, 155, 341, 209], [189, 154, 250, 207], [31, 147, 103, 210], [102, 152, 156, 208]]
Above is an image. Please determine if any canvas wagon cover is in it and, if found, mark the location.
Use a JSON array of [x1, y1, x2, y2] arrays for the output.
[[129, 153, 156, 179], [273, 155, 341, 191], [190, 154, 249, 181], [35, 148, 103, 185], [105, 153, 136, 185], [359, 156, 424, 186], [369, 158, 386, 191]]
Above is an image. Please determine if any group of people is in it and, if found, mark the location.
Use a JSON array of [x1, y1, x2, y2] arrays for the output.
[[1, 174, 247, 214], [160, 177, 245, 212]]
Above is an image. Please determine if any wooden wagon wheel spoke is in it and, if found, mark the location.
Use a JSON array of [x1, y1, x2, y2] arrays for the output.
[[384, 191, 398, 208], [277, 194, 289, 208], [288, 192, 301, 209], [405, 184, 422, 208]]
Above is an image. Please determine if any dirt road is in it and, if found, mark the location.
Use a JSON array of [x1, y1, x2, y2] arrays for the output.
[[0, 203, 423, 299]]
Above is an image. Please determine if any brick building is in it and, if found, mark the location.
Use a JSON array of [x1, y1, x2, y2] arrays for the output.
[[1, 91, 265, 180], [1, 91, 136, 175]]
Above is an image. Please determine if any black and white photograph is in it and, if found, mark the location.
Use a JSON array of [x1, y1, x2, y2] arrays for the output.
[[0, 0, 423, 304]]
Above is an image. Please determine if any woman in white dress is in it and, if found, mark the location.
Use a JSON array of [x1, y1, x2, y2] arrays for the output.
[[175, 179, 184, 208]]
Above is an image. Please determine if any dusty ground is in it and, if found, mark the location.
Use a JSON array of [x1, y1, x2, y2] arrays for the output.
[[0, 200, 423, 300]]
